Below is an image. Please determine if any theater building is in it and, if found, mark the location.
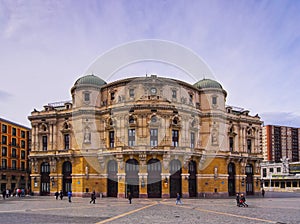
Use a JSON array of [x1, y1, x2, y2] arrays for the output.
[[28, 74, 263, 197]]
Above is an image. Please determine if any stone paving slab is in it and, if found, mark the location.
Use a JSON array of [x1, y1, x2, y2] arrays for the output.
[[0, 195, 300, 224]]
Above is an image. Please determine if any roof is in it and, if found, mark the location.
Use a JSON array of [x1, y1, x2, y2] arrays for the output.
[[193, 78, 223, 90], [74, 74, 107, 87]]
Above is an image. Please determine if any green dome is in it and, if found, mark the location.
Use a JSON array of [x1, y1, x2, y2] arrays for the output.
[[193, 78, 223, 90], [74, 74, 107, 86]]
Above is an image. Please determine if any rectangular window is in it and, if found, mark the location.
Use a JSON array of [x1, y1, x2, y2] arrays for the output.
[[1, 174, 6, 180], [84, 92, 90, 101], [2, 159, 7, 169], [189, 94, 193, 103], [190, 132, 195, 148], [12, 160, 17, 170], [150, 129, 158, 147], [128, 129, 135, 147], [172, 130, 179, 147], [21, 150, 25, 159], [292, 181, 298, 187], [172, 90, 177, 99], [129, 89, 134, 98], [270, 168, 274, 173], [111, 92, 115, 101], [2, 135, 7, 145], [21, 140, 25, 149], [11, 175, 16, 180], [21, 161, 25, 171], [12, 127, 16, 136], [2, 124, 7, 133], [2, 147, 7, 157], [21, 130, 25, 138], [229, 137, 234, 152], [262, 168, 267, 177], [12, 138, 17, 146], [12, 148, 16, 158], [42, 136, 48, 151], [64, 134, 70, 150], [247, 139, 252, 154], [212, 96, 217, 105], [109, 131, 114, 148], [277, 167, 281, 173]]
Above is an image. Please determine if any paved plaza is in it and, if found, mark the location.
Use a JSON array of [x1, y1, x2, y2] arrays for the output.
[[0, 193, 300, 224]]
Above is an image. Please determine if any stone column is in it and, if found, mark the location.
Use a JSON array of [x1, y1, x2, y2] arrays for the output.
[[138, 173, 148, 198]]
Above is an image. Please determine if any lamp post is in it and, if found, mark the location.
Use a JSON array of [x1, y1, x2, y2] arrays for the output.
[[269, 172, 272, 191]]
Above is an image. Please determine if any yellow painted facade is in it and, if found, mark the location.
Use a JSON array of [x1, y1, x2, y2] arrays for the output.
[[28, 75, 263, 198]]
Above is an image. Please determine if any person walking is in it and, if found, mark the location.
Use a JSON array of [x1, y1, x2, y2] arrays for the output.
[[128, 192, 132, 204], [90, 191, 96, 204], [68, 191, 72, 203], [176, 193, 182, 205], [262, 189, 265, 198], [2, 189, 6, 200], [236, 193, 240, 206], [59, 190, 64, 200], [55, 191, 59, 200]]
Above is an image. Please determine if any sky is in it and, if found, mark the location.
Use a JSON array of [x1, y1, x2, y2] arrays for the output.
[[0, 0, 300, 128]]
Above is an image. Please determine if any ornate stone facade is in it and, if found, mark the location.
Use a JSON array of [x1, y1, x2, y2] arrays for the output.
[[28, 74, 263, 197]]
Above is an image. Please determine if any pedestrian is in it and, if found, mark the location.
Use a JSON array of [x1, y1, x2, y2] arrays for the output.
[[55, 191, 59, 200], [90, 191, 96, 204], [6, 189, 9, 198], [2, 189, 6, 200], [128, 192, 132, 204], [236, 193, 240, 206], [68, 191, 72, 203], [176, 193, 182, 205], [59, 190, 64, 200], [262, 189, 265, 198], [239, 194, 248, 207]]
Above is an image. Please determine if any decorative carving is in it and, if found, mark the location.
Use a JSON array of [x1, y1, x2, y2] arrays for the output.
[[163, 153, 170, 170]]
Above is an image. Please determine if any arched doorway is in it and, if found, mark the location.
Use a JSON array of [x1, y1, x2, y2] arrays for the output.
[[170, 159, 181, 198], [188, 160, 197, 197], [147, 159, 161, 198], [126, 159, 139, 198], [40, 162, 50, 196], [62, 161, 72, 195], [107, 160, 118, 197], [228, 162, 236, 196], [246, 164, 254, 195]]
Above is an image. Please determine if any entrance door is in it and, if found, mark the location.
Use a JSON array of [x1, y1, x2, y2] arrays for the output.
[[40, 162, 50, 196], [62, 161, 72, 195], [126, 159, 139, 198], [228, 163, 236, 196], [147, 159, 161, 198], [246, 164, 254, 195], [188, 160, 197, 197], [107, 160, 118, 197], [170, 160, 181, 198]]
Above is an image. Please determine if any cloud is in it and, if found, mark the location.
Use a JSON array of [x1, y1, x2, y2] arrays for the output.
[[261, 112, 300, 127], [0, 90, 12, 101]]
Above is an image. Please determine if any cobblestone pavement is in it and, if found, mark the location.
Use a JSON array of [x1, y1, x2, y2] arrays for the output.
[[0, 195, 300, 224]]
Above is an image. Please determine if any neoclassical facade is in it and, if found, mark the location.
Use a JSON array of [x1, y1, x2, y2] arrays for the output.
[[28, 74, 263, 197]]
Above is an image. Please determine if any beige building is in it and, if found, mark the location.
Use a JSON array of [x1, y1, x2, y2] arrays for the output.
[[28, 74, 263, 198]]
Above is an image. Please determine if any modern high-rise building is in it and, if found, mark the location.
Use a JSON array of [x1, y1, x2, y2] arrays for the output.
[[28, 74, 263, 198], [263, 125, 300, 162], [0, 117, 31, 193]]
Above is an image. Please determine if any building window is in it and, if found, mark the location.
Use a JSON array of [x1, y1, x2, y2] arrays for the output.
[[189, 94, 193, 103], [2, 147, 7, 157], [172, 90, 177, 99], [21, 150, 25, 159], [270, 168, 274, 173], [229, 137, 234, 152], [129, 116, 135, 124], [21, 130, 25, 138], [2, 124, 7, 133], [274, 127, 282, 162], [150, 129, 158, 147], [128, 129, 135, 147], [12, 138, 17, 146], [277, 167, 281, 173], [190, 132, 195, 148], [84, 92, 90, 102], [111, 92, 115, 101], [21, 161, 25, 171], [12, 127, 16, 136], [42, 136, 48, 151], [291, 128, 299, 162], [292, 181, 297, 187], [172, 130, 179, 147], [1, 159, 7, 169], [262, 168, 267, 177], [11, 175, 16, 180], [2, 135, 7, 145], [12, 160, 17, 170], [109, 131, 114, 148], [129, 89, 134, 98], [212, 96, 217, 105], [151, 116, 157, 123], [1, 174, 6, 180], [21, 140, 25, 149], [12, 148, 16, 158], [247, 139, 252, 154], [64, 134, 70, 150]]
